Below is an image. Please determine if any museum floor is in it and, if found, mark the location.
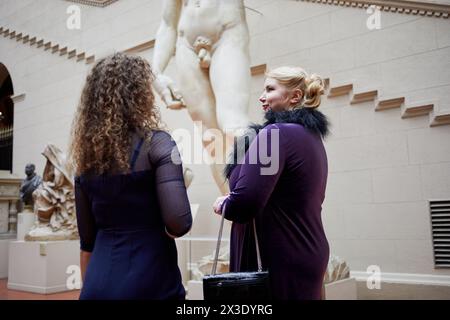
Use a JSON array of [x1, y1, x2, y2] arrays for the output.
[[0, 279, 80, 300], [1, 278, 449, 300]]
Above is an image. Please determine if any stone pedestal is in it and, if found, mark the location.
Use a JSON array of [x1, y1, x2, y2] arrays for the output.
[[324, 278, 357, 300], [8, 240, 80, 294], [0, 170, 21, 236], [187, 280, 204, 300], [0, 238, 12, 278], [17, 210, 36, 241], [0, 171, 21, 278]]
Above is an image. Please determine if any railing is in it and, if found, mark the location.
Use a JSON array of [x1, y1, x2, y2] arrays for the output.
[[64, 0, 119, 7], [0, 126, 13, 143]]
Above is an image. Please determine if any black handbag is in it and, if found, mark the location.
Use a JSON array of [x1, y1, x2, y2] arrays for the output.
[[203, 202, 271, 300]]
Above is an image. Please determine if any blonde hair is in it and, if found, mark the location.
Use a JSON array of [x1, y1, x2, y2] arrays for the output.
[[265, 66, 325, 109]]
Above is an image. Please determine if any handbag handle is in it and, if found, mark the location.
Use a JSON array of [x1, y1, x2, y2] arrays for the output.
[[211, 201, 263, 275]]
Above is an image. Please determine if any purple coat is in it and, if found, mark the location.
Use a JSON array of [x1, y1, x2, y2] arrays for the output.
[[222, 108, 330, 300]]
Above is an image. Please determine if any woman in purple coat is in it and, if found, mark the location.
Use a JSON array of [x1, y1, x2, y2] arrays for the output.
[[213, 66, 330, 300]]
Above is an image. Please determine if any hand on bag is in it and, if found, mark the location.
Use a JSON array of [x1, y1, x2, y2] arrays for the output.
[[213, 195, 228, 215]]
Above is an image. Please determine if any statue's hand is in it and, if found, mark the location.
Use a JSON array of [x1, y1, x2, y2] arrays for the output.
[[153, 74, 186, 110], [183, 167, 194, 189]]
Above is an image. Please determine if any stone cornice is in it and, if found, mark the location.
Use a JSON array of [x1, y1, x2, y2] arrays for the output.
[[63, 0, 449, 17], [301, 0, 450, 18], [63, 0, 450, 17], [64, 0, 118, 7], [123, 40, 155, 54]]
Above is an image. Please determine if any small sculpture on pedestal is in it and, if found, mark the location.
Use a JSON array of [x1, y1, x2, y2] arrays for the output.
[[25, 144, 78, 241], [323, 254, 351, 284], [189, 246, 230, 281], [19, 163, 42, 212]]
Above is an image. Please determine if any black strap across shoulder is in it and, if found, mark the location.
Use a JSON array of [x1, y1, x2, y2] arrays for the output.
[[130, 138, 144, 172]]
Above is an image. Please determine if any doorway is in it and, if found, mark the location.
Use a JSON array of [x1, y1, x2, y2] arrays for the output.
[[0, 63, 14, 172]]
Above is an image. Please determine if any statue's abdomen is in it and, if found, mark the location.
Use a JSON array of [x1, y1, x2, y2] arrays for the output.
[[177, 3, 244, 48]]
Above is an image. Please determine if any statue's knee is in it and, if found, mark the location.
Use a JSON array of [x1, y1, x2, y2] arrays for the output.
[[218, 115, 248, 134], [188, 108, 206, 123]]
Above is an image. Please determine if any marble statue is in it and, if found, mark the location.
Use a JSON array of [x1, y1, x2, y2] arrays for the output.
[[152, 0, 252, 194], [323, 254, 351, 284], [19, 163, 42, 210], [183, 167, 194, 189], [25, 144, 78, 241], [190, 245, 230, 280]]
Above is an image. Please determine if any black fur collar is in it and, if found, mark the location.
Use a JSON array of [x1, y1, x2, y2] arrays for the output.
[[224, 108, 329, 178]]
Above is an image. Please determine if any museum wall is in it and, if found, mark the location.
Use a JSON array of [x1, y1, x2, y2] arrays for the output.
[[1, 0, 450, 280]]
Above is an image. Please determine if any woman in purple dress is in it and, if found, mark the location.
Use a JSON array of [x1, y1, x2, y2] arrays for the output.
[[213, 66, 330, 300], [69, 53, 192, 299]]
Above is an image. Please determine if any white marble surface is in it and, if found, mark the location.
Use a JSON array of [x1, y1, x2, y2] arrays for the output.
[[0, 239, 11, 279], [17, 211, 36, 241], [8, 240, 79, 294]]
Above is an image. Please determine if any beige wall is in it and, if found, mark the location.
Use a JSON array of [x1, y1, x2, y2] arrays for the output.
[[1, 0, 450, 282], [245, 0, 450, 278]]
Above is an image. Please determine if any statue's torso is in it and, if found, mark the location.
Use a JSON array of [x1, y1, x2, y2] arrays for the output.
[[20, 174, 42, 205], [178, 0, 247, 47]]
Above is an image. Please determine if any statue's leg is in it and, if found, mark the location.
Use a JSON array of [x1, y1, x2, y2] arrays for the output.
[[210, 31, 252, 132], [175, 43, 229, 195], [209, 31, 252, 157], [176, 44, 218, 130]]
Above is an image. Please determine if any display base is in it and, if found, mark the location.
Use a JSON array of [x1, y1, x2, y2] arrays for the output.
[[8, 240, 80, 294], [17, 211, 36, 241], [324, 277, 357, 300], [0, 238, 14, 279]]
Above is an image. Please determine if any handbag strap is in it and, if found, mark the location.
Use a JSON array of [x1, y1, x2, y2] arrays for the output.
[[211, 201, 263, 275]]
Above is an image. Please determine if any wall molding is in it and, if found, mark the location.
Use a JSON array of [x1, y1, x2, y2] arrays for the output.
[[64, 0, 118, 7], [301, 0, 450, 18], [351, 270, 450, 286], [250, 64, 267, 76], [11, 93, 26, 103], [64, 0, 449, 17], [0, 26, 95, 65], [123, 40, 155, 54]]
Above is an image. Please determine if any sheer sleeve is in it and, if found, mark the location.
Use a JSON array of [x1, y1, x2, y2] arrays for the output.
[[223, 124, 286, 223], [74, 177, 97, 252], [148, 131, 192, 237]]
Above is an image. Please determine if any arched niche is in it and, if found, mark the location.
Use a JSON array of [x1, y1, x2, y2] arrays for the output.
[[0, 63, 14, 172]]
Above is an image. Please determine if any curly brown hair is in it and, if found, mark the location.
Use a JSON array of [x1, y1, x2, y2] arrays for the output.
[[69, 52, 163, 176]]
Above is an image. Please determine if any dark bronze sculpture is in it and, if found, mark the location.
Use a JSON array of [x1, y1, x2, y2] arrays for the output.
[[19, 163, 42, 209]]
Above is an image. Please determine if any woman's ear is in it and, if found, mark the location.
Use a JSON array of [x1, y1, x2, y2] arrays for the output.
[[290, 89, 303, 105]]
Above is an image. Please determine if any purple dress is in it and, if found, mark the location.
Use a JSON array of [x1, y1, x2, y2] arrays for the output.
[[223, 109, 330, 300]]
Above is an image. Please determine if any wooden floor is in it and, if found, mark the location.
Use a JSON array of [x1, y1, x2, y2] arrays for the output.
[[0, 279, 80, 300]]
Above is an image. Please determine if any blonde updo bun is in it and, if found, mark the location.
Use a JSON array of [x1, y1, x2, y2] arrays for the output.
[[266, 66, 325, 109], [304, 74, 325, 109]]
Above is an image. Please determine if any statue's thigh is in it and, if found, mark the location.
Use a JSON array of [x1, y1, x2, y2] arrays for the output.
[[175, 45, 213, 105], [210, 41, 251, 129], [210, 42, 251, 96], [175, 44, 218, 128]]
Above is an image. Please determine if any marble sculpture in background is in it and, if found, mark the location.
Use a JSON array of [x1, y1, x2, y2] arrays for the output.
[[19, 163, 42, 210], [25, 144, 78, 241], [152, 0, 252, 194]]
